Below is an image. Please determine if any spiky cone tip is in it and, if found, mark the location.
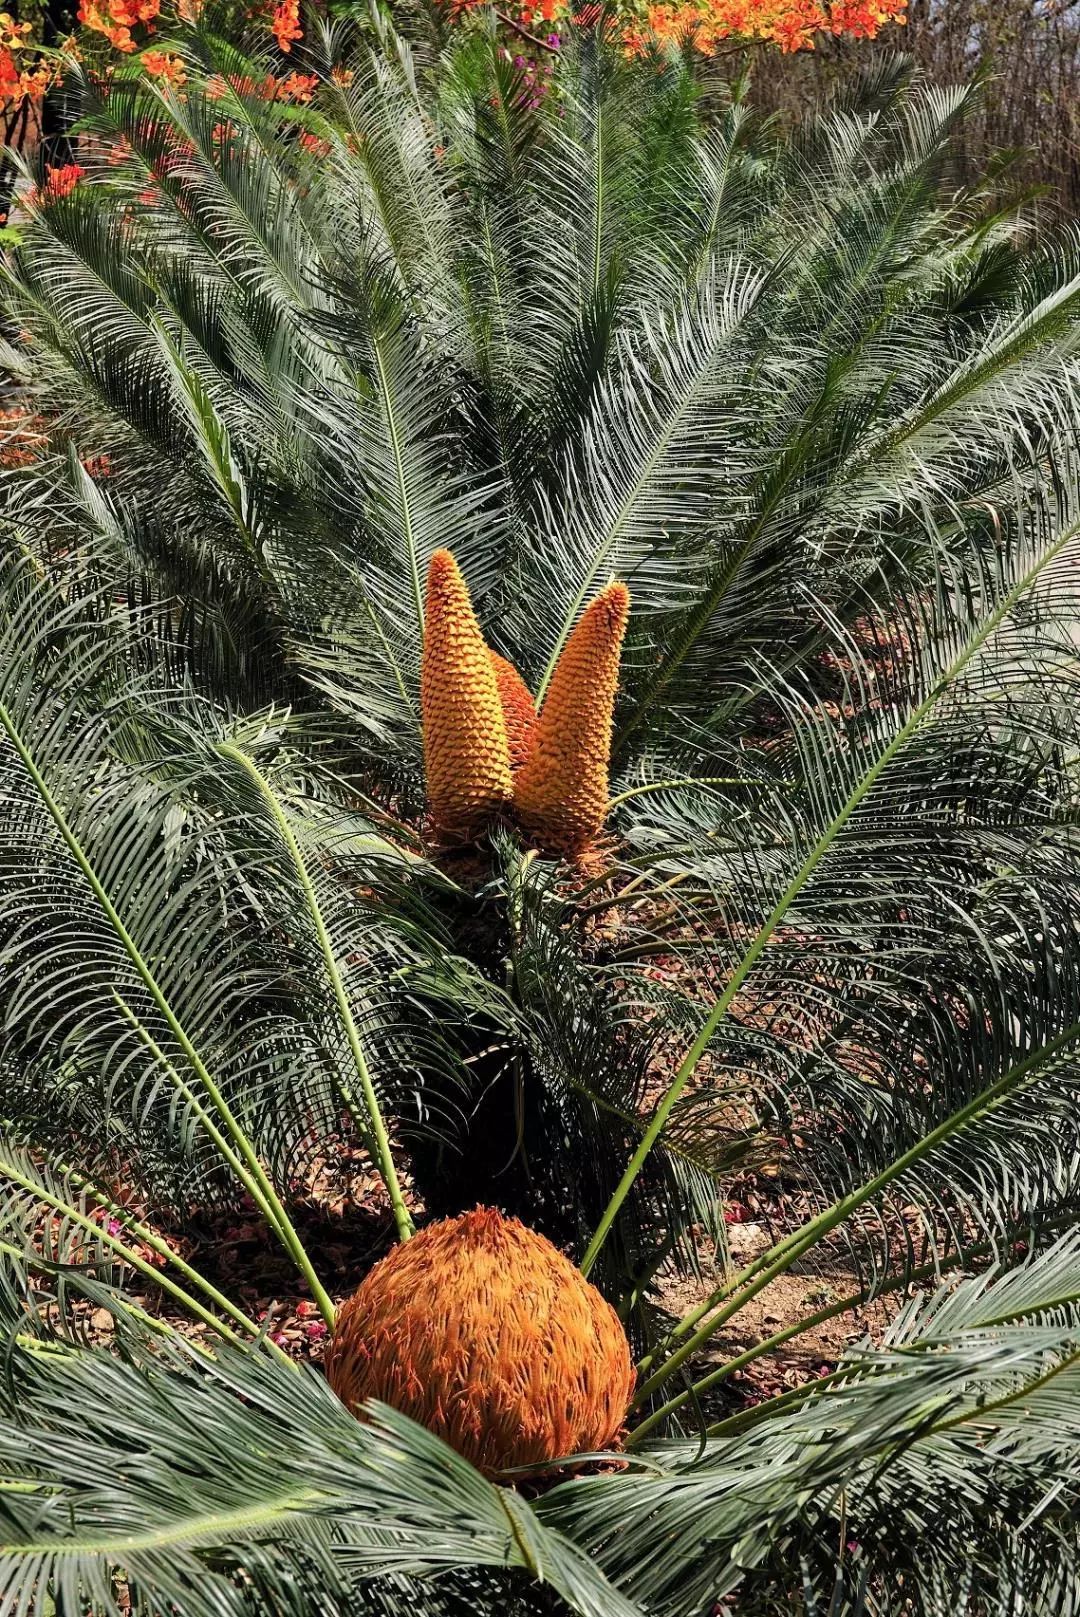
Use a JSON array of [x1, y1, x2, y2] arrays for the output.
[[325, 1206, 635, 1479], [421, 550, 514, 845], [515, 582, 630, 860]]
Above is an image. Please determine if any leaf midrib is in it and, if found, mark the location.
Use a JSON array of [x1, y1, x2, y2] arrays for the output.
[[0, 1489, 327, 1558]]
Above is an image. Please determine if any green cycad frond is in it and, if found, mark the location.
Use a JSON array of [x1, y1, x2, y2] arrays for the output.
[[540, 1236, 1080, 1615], [0, 1128, 270, 1347], [0, 562, 454, 1228], [7, 19, 1080, 1251], [555, 1349, 1080, 1617], [603, 463, 1080, 1401], [0, 1335, 639, 1617], [17, 37, 1080, 759], [515, 258, 769, 692]]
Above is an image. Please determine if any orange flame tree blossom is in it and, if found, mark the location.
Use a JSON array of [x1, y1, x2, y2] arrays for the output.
[[450, 0, 905, 55], [0, 11, 58, 99], [271, 0, 302, 51], [624, 0, 906, 55], [27, 161, 86, 204], [78, 0, 160, 53]]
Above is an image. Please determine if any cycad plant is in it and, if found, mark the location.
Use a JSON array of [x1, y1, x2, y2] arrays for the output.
[[4, 12, 1080, 1613]]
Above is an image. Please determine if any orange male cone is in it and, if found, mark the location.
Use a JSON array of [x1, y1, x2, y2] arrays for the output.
[[514, 581, 629, 857], [421, 550, 513, 842], [489, 651, 537, 773]]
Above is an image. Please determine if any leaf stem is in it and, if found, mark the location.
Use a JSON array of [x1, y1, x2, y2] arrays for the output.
[[112, 995, 296, 1251], [607, 776, 774, 811], [369, 335, 425, 644], [581, 518, 1080, 1278], [0, 1156, 251, 1350], [928, 1344, 1080, 1437], [64, 1161, 278, 1352], [0, 701, 336, 1327], [627, 1243, 992, 1442], [217, 742, 414, 1246], [633, 1017, 1080, 1405]]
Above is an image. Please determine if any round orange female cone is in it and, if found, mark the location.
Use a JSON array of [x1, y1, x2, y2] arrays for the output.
[[421, 551, 513, 842], [515, 582, 630, 857], [325, 1207, 635, 1477]]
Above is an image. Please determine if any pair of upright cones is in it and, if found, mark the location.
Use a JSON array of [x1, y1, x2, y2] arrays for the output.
[[421, 550, 629, 859]]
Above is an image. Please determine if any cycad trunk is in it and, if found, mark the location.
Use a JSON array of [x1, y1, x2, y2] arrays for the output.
[[402, 877, 647, 1272], [404, 885, 553, 1225]]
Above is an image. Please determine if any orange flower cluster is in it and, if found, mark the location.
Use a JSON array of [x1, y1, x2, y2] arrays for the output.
[[298, 129, 331, 157], [448, 0, 901, 55], [28, 162, 86, 206], [205, 71, 238, 98], [420, 549, 629, 859], [0, 48, 52, 99], [326, 1207, 635, 1476], [274, 68, 316, 100], [205, 67, 316, 102], [625, 0, 904, 54], [516, 0, 564, 26], [0, 12, 55, 99], [0, 406, 46, 469], [141, 47, 185, 83], [271, 0, 302, 52], [78, 0, 159, 53]]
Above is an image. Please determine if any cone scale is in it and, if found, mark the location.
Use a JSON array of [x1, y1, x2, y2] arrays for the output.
[[490, 650, 537, 773]]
